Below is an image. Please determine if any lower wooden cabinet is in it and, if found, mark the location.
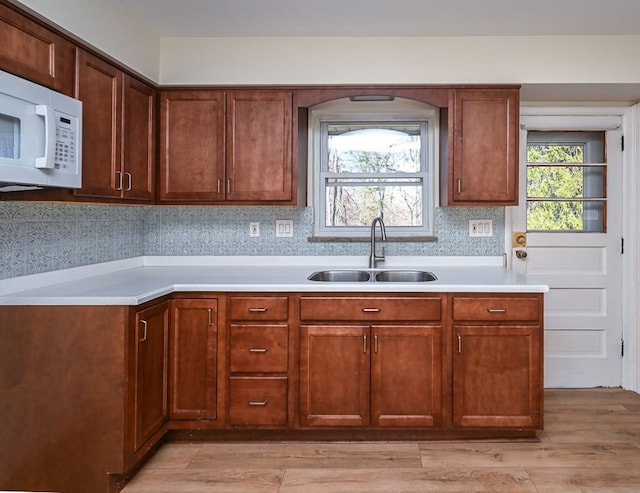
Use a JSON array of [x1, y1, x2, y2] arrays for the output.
[[299, 324, 442, 428], [453, 325, 542, 428], [169, 298, 218, 420], [133, 301, 169, 452], [228, 376, 288, 426], [451, 294, 544, 429], [227, 295, 290, 426]]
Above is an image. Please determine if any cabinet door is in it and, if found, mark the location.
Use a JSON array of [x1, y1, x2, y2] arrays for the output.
[[453, 325, 542, 429], [158, 90, 225, 201], [371, 325, 442, 427], [74, 49, 122, 198], [169, 299, 218, 420], [0, 3, 74, 94], [134, 302, 169, 451], [226, 91, 292, 201], [299, 325, 370, 427], [447, 88, 519, 205], [122, 74, 155, 201]]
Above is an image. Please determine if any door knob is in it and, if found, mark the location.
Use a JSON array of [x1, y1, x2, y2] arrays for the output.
[[515, 250, 527, 259]]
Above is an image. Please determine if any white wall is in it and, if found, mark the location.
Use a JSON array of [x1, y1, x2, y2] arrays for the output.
[[11, 0, 640, 90], [13, 0, 160, 81], [159, 35, 640, 86]]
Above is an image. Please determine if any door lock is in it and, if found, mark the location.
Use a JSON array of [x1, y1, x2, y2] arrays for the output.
[[515, 250, 528, 259]]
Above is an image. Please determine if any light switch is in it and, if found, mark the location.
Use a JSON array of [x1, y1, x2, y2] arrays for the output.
[[275, 219, 293, 237]]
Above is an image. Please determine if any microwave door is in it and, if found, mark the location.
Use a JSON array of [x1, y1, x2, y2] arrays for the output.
[[0, 92, 49, 184]]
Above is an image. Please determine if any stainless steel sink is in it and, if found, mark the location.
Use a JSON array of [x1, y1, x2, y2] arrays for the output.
[[374, 270, 437, 282], [308, 269, 437, 282], [307, 270, 372, 282]]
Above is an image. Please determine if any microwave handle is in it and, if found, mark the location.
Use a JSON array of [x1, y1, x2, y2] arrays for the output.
[[35, 105, 56, 169]]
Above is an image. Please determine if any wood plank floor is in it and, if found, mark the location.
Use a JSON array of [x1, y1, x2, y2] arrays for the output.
[[122, 389, 640, 492]]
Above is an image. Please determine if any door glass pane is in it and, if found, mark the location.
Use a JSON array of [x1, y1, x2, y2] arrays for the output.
[[526, 131, 606, 233], [0, 113, 20, 159]]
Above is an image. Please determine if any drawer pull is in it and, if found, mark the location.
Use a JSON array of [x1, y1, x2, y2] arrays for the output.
[[248, 307, 268, 313], [248, 347, 268, 353], [487, 308, 507, 314], [362, 307, 381, 313], [248, 400, 269, 407]]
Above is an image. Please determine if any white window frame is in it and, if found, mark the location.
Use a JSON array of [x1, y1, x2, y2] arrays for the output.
[[308, 98, 439, 238]]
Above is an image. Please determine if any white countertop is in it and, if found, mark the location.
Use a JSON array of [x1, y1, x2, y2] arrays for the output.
[[0, 256, 549, 305]]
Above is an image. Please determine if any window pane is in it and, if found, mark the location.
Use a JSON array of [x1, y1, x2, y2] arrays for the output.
[[527, 200, 605, 232], [527, 166, 605, 199], [325, 181, 423, 227], [327, 123, 421, 173]]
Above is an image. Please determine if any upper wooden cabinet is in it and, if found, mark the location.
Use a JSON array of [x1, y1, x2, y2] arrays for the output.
[[158, 90, 225, 201], [226, 91, 292, 201], [159, 89, 293, 203], [74, 49, 155, 201], [0, 2, 74, 94], [444, 88, 519, 206]]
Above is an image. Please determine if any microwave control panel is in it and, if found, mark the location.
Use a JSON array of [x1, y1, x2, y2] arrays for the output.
[[54, 114, 78, 171]]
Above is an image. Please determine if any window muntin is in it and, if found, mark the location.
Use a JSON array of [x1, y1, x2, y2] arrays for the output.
[[526, 131, 606, 232], [310, 99, 437, 238]]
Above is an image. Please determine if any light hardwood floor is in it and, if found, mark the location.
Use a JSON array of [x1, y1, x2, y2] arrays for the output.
[[122, 389, 640, 492]]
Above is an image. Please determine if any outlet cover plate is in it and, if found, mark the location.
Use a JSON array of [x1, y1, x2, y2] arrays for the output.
[[469, 219, 493, 237]]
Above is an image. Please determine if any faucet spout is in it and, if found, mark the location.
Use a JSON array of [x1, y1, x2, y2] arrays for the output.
[[369, 216, 387, 269]]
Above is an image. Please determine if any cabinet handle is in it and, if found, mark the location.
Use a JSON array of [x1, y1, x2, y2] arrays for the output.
[[227, 178, 232, 194], [248, 400, 268, 407], [457, 334, 462, 354], [116, 171, 123, 191], [363, 333, 368, 353], [125, 172, 132, 191], [207, 308, 213, 326], [487, 308, 507, 314], [374, 334, 378, 353], [457, 178, 461, 194], [217, 178, 222, 194], [362, 307, 380, 313], [248, 347, 268, 353], [140, 320, 148, 342], [248, 307, 268, 313]]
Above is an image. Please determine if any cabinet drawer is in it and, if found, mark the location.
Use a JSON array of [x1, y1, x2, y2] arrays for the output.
[[229, 296, 289, 321], [229, 324, 288, 373], [228, 376, 287, 426], [452, 296, 540, 322], [300, 296, 442, 322]]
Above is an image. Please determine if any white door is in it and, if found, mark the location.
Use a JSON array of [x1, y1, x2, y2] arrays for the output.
[[509, 114, 623, 388]]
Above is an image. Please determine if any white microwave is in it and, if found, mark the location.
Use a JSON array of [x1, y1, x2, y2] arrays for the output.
[[0, 69, 82, 191]]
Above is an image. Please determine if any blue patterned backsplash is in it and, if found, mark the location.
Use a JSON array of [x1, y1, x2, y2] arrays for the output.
[[0, 201, 504, 280]]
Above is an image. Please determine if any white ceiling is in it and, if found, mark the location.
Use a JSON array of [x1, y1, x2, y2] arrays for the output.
[[117, 0, 640, 38]]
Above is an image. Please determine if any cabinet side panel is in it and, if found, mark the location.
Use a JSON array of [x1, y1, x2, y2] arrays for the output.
[[0, 305, 128, 493]]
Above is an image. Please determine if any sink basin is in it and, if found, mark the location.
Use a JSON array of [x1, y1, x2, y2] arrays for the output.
[[308, 269, 437, 283], [308, 270, 372, 282], [374, 270, 437, 282]]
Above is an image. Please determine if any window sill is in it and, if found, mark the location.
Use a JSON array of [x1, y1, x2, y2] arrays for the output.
[[308, 236, 438, 243]]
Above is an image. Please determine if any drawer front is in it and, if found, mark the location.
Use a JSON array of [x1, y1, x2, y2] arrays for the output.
[[229, 324, 288, 373], [228, 376, 287, 426], [452, 296, 541, 322], [229, 296, 289, 321], [300, 296, 442, 322]]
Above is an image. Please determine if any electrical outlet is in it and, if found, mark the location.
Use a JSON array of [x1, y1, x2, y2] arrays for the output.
[[275, 219, 293, 238], [250, 222, 260, 237], [469, 219, 493, 237]]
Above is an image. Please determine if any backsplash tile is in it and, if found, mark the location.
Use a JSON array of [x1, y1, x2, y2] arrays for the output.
[[0, 201, 504, 280], [0, 201, 145, 280]]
